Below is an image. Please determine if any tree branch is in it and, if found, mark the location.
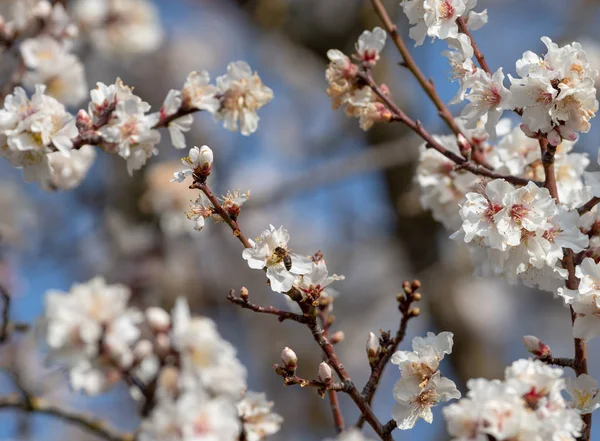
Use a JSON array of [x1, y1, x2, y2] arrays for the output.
[[227, 291, 309, 323], [360, 71, 534, 186], [456, 17, 491, 74], [0, 394, 133, 441]]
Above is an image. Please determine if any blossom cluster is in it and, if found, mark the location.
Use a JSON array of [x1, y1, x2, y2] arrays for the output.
[[325, 28, 392, 130], [0, 62, 272, 185], [453, 178, 588, 290], [40, 277, 283, 441], [391, 332, 460, 429], [443, 359, 583, 441]]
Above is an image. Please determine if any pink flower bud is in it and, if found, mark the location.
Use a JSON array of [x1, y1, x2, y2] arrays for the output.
[[547, 128, 561, 147], [76, 109, 92, 131], [146, 307, 171, 332], [457, 134, 471, 158], [367, 332, 381, 363], [523, 335, 551, 358], [281, 347, 298, 371], [318, 362, 333, 385]]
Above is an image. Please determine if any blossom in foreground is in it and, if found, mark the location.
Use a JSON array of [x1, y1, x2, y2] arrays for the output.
[[181, 71, 220, 113], [401, 0, 485, 46], [41, 277, 142, 394], [391, 332, 459, 429], [443, 359, 583, 441], [237, 392, 283, 441], [461, 68, 512, 137], [354, 27, 387, 67], [171, 145, 214, 183], [215, 61, 274, 136], [242, 225, 313, 293], [558, 258, 600, 340], [510, 37, 599, 144], [293, 260, 345, 302], [565, 374, 600, 414]]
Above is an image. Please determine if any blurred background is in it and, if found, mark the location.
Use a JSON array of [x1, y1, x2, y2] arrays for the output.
[[1, 0, 600, 440]]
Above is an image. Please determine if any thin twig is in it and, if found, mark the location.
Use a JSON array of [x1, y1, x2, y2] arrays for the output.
[[227, 291, 309, 323], [0, 394, 133, 441], [541, 138, 559, 199], [320, 309, 345, 433], [0, 285, 10, 343], [456, 17, 491, 74], [196, 182, 252, 248]]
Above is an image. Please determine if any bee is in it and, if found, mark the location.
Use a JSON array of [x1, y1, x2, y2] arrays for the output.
[[274, 246, 293, 271]]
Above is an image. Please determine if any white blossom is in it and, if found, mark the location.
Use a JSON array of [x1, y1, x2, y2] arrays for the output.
[[215, 61, 273, 136], [293, 260, 344, 301], [237, 392, 283, 441], [242, 225, 313, 293], [159, 90, 193, 149], [181, 71, 220, 113], [172, 145, 213, 183], [355, 27, 387, 67], [566, 374, 600, 414], [461, 68, 512, 137], [45, 144, 96, 190]]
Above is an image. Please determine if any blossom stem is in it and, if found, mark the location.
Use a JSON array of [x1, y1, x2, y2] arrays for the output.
[[456, 17, 491, 74], [195, 182, 252, 248], [227, 290, 309, 323], [577, 197, 600, 215], [319, 309, 345, 433], [541, 138, 560, 201], [369, 0, 464, 138], [0, 394, 133, 441], [537, 355, 575, 369], [359, 71, 533, 186]]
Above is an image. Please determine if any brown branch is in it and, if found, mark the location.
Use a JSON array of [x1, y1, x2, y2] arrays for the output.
[[578, 197, 600, 215], [456, 17, 491, 74], [369, 0, 464, 138], [0, 394, 133, 441], [196, 182, 252, 248], [359, 71, 534, 186], [227, 291, 309, 323], [541, 138, 559, 200], [537, 355, 575, 369], [319, 309, 345, 433]]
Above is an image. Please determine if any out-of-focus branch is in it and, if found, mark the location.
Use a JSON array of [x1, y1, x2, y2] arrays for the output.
[[0, 285, 30, 343], [0, 394, 133, 441], [578, 197, 600, 215], [538, 355, 575, 369]]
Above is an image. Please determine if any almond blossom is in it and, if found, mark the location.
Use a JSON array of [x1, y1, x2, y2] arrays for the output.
[[566, 374, 600, 414], [391, 332, 459, 429], [237, 392, 283, 441], [558, 258, 600, 340], [242, 225, 313, 293], [215, 61, 274, 136], [354, 27, 387, 67], [443, 359, 583, 441], [461, 68, 512, 137]]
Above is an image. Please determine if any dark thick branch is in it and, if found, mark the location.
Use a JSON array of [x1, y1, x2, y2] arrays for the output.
[[456, 17, 491, 74]]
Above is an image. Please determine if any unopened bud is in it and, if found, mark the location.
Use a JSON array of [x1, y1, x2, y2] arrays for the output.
[[146, 307, 171, 332], [76, 109, 92, 131], [331, 331, 345, 344], [318, 362, 333, 385], [189, 145, 213, 176], [158, 366, 180, 396], [402, 281, 412, 294], [155, 333, 171, 354], [457, 134, 471, 159], [281, 347, 298, 371], [367, 332, 381, 363], [411, 280, 421, 290], [409, 307, 420, 317], [240, 286, 249, 301], [133, 339, 154, 359], [33, 0, 52, 18], [412, 292, 422, 301], [523, 335, 551, 358]]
